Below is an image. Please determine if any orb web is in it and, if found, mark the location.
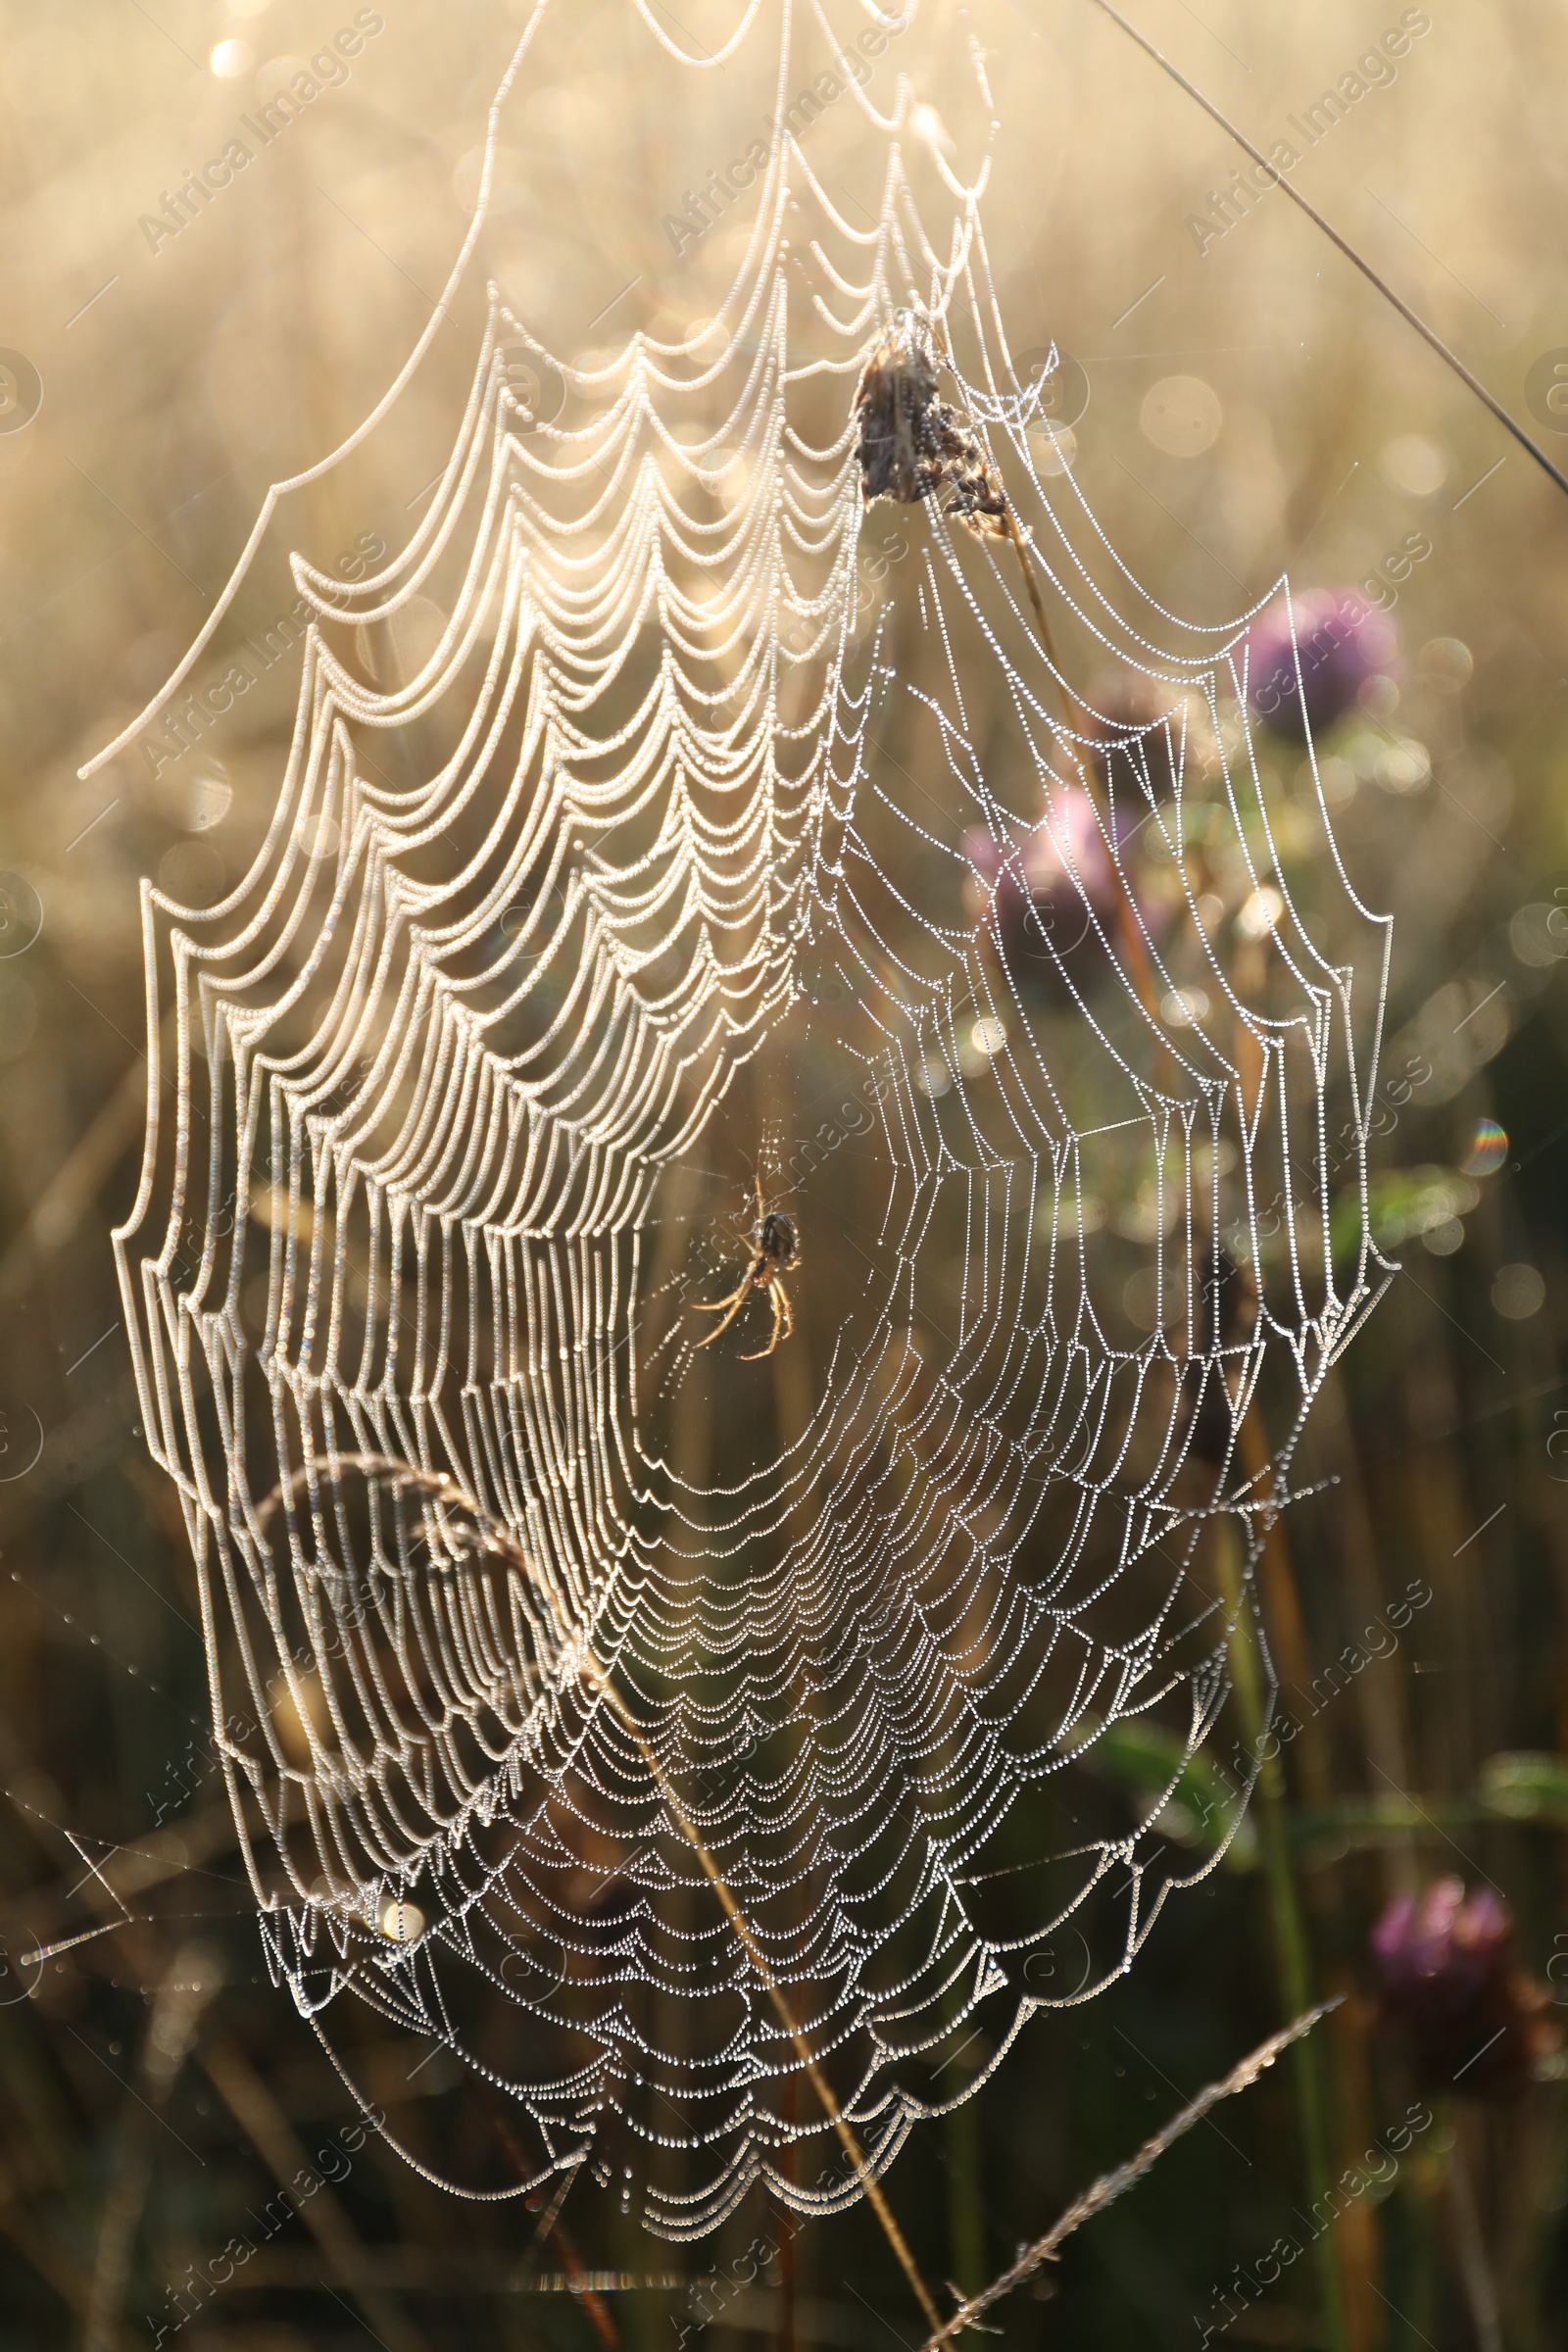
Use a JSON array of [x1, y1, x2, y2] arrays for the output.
[[95, 0, 1394, 2238]]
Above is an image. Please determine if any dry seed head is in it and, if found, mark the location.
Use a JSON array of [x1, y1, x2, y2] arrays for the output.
[[854, 310, 1009, 532]]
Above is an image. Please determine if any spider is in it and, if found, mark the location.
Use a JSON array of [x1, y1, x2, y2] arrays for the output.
[[691, 1178, 800, 1361]]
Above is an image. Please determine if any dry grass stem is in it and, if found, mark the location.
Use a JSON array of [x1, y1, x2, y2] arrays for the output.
[[918, 2001, 1342, 2350], [586, 1663, 946, 2335], [1083, 0, 1568, 501]]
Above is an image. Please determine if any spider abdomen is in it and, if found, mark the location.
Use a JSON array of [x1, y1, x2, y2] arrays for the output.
[[759, 1211, 797, 1267]]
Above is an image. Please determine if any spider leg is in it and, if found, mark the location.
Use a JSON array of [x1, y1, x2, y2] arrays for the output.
[[692, 1283, 751, 1348], [738, 1302, 777, 1362], [740, 1277, 793, 1361], [692, 1256, 765, 1348]]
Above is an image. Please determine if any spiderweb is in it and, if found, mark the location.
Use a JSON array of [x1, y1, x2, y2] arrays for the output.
[[94, 0, 1394, 2239]]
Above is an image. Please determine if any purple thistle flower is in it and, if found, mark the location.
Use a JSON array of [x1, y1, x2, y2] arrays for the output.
[[963, 790, 1121, 973], [1248, 590, 1396, 739], [1371, 1876, 1557, 2099], [1081, 674, 1186, 806]]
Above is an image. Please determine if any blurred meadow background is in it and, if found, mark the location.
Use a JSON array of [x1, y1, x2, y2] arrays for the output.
[[4, 0, 1568, 2347]]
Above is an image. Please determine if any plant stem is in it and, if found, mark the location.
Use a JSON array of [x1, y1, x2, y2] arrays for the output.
[[1446, 2129, 1503, 2352], [1214, 1510, 1350, 2352], [919, 2003, 1339, 2349], [1082, 0, 1568, 503], [944, 2080, 987, 2299], [995, 507, 1164, 1033], [587, 1659, 947, 2338]]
